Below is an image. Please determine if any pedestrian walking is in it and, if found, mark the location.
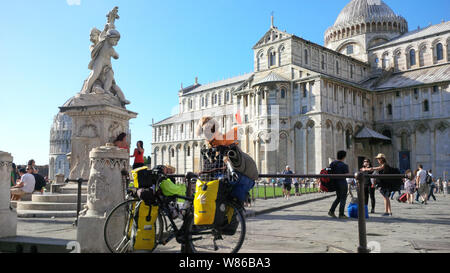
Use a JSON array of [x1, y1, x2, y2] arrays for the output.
[[360, 158, 376, 213], [427, 170, 437, 201], [414, 169, 421, 203], [282, 166, 293, 200], [437, 178, 443, 194], [390, 188, 402, 200], [328, 151, 349, 219], [416, 165, 429, 205], [294, 178, 300, 196], [404, 169, 416, 204]]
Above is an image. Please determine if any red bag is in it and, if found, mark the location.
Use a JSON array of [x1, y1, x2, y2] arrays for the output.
[[320, 168, 336, 192], [398, 193, 407, 203]]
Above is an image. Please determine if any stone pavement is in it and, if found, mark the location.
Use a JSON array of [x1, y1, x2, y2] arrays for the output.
[[1, 191, 449, 253], [242, 192, 450, 253]]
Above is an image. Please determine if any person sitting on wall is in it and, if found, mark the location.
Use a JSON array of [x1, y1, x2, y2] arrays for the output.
[[10, 167, 36, 201], [113, 132, 129, 153]]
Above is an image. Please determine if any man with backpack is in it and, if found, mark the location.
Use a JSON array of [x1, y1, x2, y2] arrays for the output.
[[427, 169, 437, 201], [328, 151, 350, 219], [282, 166, 293, 200]]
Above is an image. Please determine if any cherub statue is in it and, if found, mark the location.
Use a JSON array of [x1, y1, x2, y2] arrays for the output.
[[80, 7, 129, 106]]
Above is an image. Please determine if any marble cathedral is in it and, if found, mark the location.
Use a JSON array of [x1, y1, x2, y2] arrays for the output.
[[151, 0, 450, 178]]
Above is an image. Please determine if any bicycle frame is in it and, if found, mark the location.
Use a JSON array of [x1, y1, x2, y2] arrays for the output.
[[155, 192, 194, 246]]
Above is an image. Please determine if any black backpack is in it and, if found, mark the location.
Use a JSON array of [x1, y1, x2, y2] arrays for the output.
[[425, 173, 433, 184], [32, 173, 47, 191]]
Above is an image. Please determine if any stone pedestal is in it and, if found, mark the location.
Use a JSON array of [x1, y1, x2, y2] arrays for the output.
[[60, 93, 137, 181], [76, 144, 128, 253], [0, 151, 17, 238], [55, 174, 65, 184]]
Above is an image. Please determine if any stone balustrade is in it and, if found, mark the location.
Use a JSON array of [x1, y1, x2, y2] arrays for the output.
[[0, 151, 17, 238]]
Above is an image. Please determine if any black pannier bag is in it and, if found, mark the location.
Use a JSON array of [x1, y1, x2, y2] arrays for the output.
[[131, 166, 159, 188]]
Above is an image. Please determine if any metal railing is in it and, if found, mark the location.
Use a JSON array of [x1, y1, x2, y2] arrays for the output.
[[170, 172, 406, 253], [74, 172, 406, 253], [65, 178, 88, 226], [259, 172, 407, 253]]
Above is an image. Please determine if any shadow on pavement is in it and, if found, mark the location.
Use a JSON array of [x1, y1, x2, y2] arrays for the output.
[[249, 213, 450, 226]]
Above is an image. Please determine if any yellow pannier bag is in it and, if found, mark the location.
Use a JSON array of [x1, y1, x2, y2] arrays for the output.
[[129, 201, 159, 251], [194, 179, 227, 226]]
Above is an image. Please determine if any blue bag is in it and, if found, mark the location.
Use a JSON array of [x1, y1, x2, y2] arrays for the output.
[[347, 202, 369, 219], [229, 172, 255, 202]]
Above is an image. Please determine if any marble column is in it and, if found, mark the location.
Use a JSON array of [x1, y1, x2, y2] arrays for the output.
[[77, 143, 128, 253], [0, 151, 16, 238], [264, 140, 269, 174], [256, 92, 260, 118], [256, 139, 261, 173], [302, 128, 308, 173]]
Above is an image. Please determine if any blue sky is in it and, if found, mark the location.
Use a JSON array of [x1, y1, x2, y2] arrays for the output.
[[0, 0, 448, 166]]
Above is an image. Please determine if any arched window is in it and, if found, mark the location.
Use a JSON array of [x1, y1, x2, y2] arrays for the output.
[[171, 149, 175, 158], [423, 100, 429, 112], [278, 46, 285, 66], [382, 130, 392, 144], [302, 83, 307, 98], [350, 64, 354, 78], [268, 49, 276, 67], [225, 92, 230, 102], [345, 129, 352, 149], [409, 49, 416, 66], [401, 132, 409, 151], [280, 88, 286, 99], [436, 43, 443, 61], [387, 104, 392, 115], [257, 52, 263, 71], [304, 49, 308, 64], [382, 54, 390, 69], [189, 99, 193, 110], [336, 60, 340, 74], [201, 97, 205, 107], [346, 45, 354, 55], [214, 94, 217, 104]]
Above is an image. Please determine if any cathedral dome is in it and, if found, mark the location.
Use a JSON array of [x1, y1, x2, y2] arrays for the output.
[[333, 0, 399, 28], [324, 0, 408, 48]]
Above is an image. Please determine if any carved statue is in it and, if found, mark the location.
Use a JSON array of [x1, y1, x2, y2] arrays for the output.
[[80, 7, 130, 107]]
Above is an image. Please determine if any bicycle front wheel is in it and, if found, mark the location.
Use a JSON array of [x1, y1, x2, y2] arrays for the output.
[[104, 199, 164, 253], [185, 201, 246, 253]]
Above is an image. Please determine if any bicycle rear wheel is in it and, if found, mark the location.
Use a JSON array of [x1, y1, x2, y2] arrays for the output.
[[185, 201, 246, 253], [104, 199, 164, 253]]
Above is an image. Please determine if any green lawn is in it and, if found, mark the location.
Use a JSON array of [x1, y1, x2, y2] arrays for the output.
[[250, 184, 319, 199], [171, 182, 319, 200]]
